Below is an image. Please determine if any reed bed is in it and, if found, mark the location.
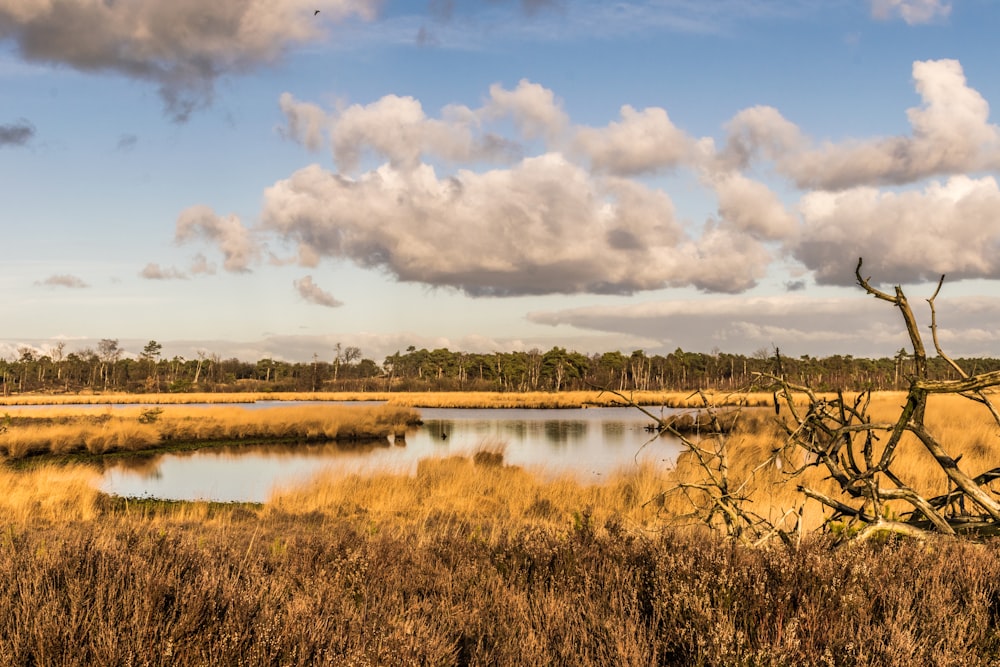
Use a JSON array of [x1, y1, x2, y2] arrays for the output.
[[0, 389, 786, 409], [0, 392, 269, 406], [268, 449, 670, 538], [0, 404, 420, 460], [385, 390, 804, 409], [0, 464, 103, 525]]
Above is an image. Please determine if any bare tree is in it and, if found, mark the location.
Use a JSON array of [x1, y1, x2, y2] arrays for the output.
[[332, 344, 362, 384], [50, 341, 66, 384], [193, 350, 207, 386], [605, 258, 1000, 545], [97, 339, 121, 391], [759, 259, 1000, 541]]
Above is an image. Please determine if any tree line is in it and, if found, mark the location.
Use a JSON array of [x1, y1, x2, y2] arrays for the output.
[[3, 339, 999, 396]]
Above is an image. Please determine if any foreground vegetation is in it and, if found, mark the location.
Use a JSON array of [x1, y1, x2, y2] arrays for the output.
[[0, 390, 997, 664], [2, 456, 1000, 666]]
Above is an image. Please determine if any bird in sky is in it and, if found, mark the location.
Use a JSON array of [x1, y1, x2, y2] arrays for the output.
[[314, 10, 320, 15]]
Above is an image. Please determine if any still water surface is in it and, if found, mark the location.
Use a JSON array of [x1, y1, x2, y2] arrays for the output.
[[99, 406, 684, 503]]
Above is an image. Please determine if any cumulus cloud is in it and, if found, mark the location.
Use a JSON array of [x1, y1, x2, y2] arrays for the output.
[[260, 155, 772, 296], [278, 85, 537, 171], [329, 94, 515, 171], [573, 106, 694, 175], [796, 175, 1000, 286], [293, 275, 342, 307], [278, 93, 328, 151], [706, 172, 798, 241], [36, 274, 88, 288], [0, 118, 34, 146], [175, 205, 258, 272], [722, 105, 805, 170], [482, 79, 569, 144], [870, 0, 951, 25], [140, 263, 187, 280], [0, 0, 378, 121], [728, 60, 1000, 190], [199, 59, 1000, 297]]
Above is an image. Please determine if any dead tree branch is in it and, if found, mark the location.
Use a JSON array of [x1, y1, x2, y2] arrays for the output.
[[757, 258, 1000, 540]]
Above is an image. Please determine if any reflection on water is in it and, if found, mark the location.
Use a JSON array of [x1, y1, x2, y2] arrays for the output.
[[99, 406, 684, 502]]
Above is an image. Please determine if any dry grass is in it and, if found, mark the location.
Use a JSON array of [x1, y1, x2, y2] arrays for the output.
[[1, 390, 1000, 663], [268, 450, 670, 539], [0, 404, 420, 460], [0, 464, 102, 525], [1, 462, 1000, 664], [0, 391, 403, 406], [382, 390, 796, 409], [0, 389, 787, 409]]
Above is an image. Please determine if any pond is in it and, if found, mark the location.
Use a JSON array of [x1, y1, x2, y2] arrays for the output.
[[98, 406, 686, 503]]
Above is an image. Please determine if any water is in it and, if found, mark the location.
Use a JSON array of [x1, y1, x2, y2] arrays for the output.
[[97, 406, 685, 503]]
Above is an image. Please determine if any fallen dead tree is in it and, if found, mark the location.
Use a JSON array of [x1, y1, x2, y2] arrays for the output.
[[609, 258, 1000, 544], [756, 258, 1000, 541]]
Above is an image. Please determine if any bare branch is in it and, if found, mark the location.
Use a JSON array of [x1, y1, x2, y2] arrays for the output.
[[926, 277, 1000, 426], [853, 520, 931, 543]]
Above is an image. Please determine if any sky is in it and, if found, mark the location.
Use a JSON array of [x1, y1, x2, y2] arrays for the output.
[[3, 0, 1000, 365]]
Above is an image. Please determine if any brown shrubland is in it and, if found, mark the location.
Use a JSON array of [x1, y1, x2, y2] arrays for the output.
[[1, 390, 999, 664], [2, 455, 1000, 665]]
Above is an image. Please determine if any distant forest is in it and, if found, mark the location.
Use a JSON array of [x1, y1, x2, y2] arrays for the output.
[[5, 338, 1000, 396]]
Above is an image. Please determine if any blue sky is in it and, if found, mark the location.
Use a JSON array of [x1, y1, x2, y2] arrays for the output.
[[3, 0, 1000, 364]]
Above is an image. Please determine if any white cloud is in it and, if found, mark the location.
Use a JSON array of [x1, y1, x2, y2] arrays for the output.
[[202, 59, 1000, 298], [36, 274, 88, 288], [332, 94, 517, 171], [722, 105, 806, 170], [483, 78, 569, 143], [279, 80, 572, 172], [795, 175, 1000, 286], [0, 0, 378, 120], [870, 0, 951, 25], [140, 263, 188, 280], [573, 105, 694, 175], [728, 60, 1000, 190], [278, 93, 328, 151], [706, 172, 797, 240], [293, 275, 342, 307], [175, 205, 258, 272], [259, 155, 769, 296]]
